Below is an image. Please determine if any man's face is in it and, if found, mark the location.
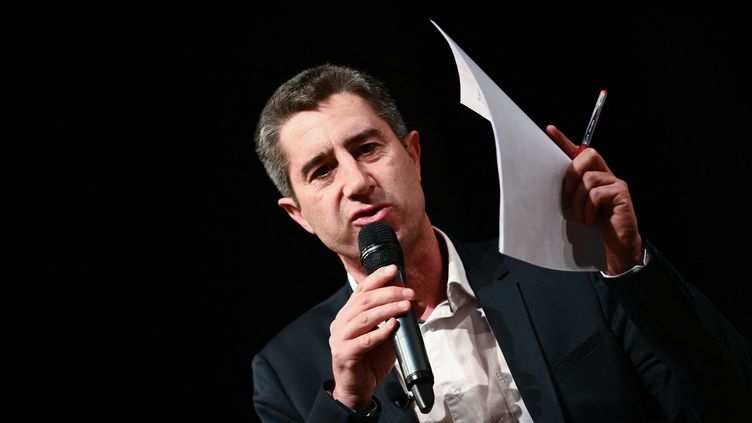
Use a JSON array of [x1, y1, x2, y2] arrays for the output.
[[277, 93, 425, 263]]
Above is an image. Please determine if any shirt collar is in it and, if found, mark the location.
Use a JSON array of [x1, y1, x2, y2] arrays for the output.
[[435, 227, 477, 312], [347, 227, 477, 313]]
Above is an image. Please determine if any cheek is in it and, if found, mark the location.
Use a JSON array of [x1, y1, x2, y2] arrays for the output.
[[395, 157, 422, 189], [300, 192, 341, 226]]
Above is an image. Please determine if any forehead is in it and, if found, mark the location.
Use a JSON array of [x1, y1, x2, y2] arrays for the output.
[[279, 93, 386, 159]]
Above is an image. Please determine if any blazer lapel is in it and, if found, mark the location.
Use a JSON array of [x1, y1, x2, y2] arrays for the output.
[[463, 244, 566, 423]]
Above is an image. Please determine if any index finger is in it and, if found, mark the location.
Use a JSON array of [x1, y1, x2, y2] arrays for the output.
[[354, 265, 400, 293], [546, 124, 579, 159]]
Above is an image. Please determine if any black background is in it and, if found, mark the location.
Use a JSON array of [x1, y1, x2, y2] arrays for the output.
[[54, 4, 750, 421]]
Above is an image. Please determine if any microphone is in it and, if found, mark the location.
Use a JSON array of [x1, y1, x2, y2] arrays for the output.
[[384, 380, 413, 410], [358, 221, 434, 413]]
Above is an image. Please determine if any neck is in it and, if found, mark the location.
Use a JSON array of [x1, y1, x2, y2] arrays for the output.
[[343, 220, 448, 320], [401, 223, 447, 321]]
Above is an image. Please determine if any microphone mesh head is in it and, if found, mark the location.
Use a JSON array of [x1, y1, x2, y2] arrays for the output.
[[358, 221, 404, 274]]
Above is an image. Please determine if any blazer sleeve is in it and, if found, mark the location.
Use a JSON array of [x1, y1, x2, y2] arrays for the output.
[[603, 239, 752, 421], [253, 353, 382, 422]]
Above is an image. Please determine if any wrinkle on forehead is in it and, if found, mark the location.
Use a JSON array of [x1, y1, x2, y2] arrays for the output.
[[279, 93, 388, 179]]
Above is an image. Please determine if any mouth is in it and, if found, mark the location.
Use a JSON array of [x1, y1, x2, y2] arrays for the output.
[[351, 206, 389, 226]]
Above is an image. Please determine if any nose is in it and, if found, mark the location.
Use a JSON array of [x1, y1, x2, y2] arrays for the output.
[[341, 157, 374, 198]]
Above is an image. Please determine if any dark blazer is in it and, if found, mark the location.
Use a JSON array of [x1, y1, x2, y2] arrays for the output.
[[252, 237, 751, 422]]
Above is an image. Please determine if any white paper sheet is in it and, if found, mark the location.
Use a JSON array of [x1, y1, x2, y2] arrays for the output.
[[431, 20, 606, 271]]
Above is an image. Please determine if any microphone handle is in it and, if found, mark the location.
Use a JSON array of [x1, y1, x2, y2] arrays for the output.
[[393, 308, 431, 385], [392, 271, 434, 413]]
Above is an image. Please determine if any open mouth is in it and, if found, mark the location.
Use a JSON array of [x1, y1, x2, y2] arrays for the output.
[[358, 208, 379, 218], [352, 206, 387, 226]]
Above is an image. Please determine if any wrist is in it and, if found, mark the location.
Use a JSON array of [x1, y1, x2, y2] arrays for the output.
[[605, 235, 644, 275], [326, 381, 374, 414], [332, 391, 371, 413], [602, 247, 650, 279]]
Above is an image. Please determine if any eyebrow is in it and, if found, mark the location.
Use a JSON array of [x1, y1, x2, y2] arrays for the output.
[[299, 128, 382, 180]]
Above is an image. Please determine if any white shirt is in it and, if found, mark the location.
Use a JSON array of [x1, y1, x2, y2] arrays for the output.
[[347, 227, 649, 422], [349, 228, 533, 422]]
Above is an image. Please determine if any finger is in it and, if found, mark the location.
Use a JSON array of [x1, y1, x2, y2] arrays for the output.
[[335, 299, 412, 341], [572, 147, 611, 175], [359, 317, 398, 351], [585, 178, 632, 227], [583, 184, 621, 226], [572, 171, 618, 223], [334, 288, 414, 333], [546, 124, 579, 158], [335, 269, 414, 330], [330, 317, 398, 363], [356, 265, 400, 292], [562, 162, 580, 196], [565, 147, 612, 195]]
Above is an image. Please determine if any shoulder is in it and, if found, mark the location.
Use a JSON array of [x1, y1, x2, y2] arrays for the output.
[[251, 284, 353, 419], [443, 233, 498, 265], [446, 232, 600, 293], [255, 284, 350, 362], [445, 234, 558, 277]]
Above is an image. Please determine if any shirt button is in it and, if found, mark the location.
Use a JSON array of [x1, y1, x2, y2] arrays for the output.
[[449, 384, 462, 395]]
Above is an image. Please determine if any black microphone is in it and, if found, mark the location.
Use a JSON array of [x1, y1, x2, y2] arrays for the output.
[[358, 221, 434, 414]]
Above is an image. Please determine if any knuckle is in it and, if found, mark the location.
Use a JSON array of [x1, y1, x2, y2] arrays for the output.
[[583, 171, 598, 186], [358, 295, 371, 310], [329, 319, 339, 334], [328, 335, 337, 350], [360, 334, 373, 349], [330, 348, 343, 363]]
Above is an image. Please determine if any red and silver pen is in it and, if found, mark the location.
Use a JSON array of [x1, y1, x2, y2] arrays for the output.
[[576, 89, 608, 156]]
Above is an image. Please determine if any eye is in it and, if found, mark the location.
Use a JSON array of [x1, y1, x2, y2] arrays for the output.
[[356, 142, 377, 157], [311, 164, 333, 180]]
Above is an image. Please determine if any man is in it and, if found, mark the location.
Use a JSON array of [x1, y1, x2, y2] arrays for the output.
[[251, 64, 751, 422]]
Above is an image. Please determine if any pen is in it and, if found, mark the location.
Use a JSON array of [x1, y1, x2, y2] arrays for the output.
[[576, 89, 608, 156]]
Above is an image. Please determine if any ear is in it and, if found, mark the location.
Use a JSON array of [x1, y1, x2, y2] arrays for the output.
[[404, 130, 422, 180], [278, 197, 314, 234]]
